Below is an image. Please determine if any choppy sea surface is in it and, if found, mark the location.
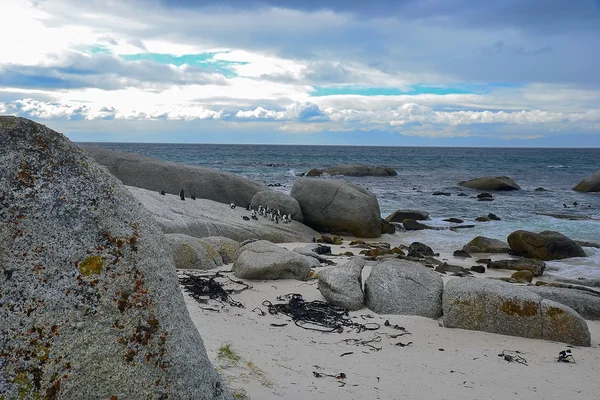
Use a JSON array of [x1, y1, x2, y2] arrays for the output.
[[82, 143, 600, 281]]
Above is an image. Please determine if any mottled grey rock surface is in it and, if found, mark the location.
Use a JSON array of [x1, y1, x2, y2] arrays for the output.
[[443, 278, 590, 346], [526, 286, 600, 320], [385, 209, 429, 222], [459, 176, 521, 191], [251, 190, 304, 222], [0, 116, 232, 399], [291, 178, 382, 238], [462, 236, 511, 254], [507, 230, 586, 261], [127, 186, 319, 243], [573, 170, 600, 192], [306, 164, 397, 177], [166, 234, 232, 270], [364, 259, 444, 318], [200, 236, 240, 264], [317, 258, 365, 310], [82, 145, 265, 206], [487, 257, 546, 277], [232, 240, 312, 280]]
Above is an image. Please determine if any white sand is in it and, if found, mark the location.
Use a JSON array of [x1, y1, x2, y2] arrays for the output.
[[182, 239, 600, 400]]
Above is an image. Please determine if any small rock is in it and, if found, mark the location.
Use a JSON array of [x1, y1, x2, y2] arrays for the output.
[[487, 213, 501, 221], [511, 270, 534, 283], [470, 265, 486, 273], [453, 249, 471, 258], [407, 242, 436, 257], [475, 216, 491, 222], [433, 191, 451, 196], [444, 218, 464, 224]]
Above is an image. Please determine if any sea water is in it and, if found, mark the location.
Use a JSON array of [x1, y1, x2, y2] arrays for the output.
[[82, 143, 600, 280]]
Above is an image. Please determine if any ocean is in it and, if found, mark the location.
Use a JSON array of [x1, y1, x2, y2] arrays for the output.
[[82, 143, 600, 281]]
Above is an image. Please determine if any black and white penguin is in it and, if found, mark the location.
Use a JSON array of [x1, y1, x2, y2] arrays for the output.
[[287, 213, 292, 222], [251, 209, 257, 218], [191, 195, 196, 200], [230, 203, 236, 209], [160, 190, 166, 195], [242, 216, 250, 221], [179, 189, 185, 201], [275, 215, 279, 224], [251, 214, 258, 221], [246, 204, 251, 211]]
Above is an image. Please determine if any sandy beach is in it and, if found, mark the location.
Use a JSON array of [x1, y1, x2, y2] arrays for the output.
[[181, 241, 600, 400]]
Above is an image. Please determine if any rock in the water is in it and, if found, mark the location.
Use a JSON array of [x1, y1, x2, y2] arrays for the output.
[[432, 191, 451, 196], [488, 258, 546, 277], [166, 233, 223, 270], [233, 240, 312, 280], [444, 218, 464, 224], [443, 279, 590, 346], [82, 145, 264, 206], [511, 270, 534, 283], [381, 219, 396, 234], [459, 176, 521, 191], [507, 230, 587, 261], [386, 209, 429, 222], [470, 265, 486, 273], [535, 187, 549, 192], [127, 186, 319, 243], [365, 259, 444, 318], [402, 219, 430, 230], [487, 213, 501, 221], [462, 236, 511, 254], [573, 170, 600, 192], [576, 240, 600, 249], [407, 242, 436, 257], [317, 258, 365, 311], [291, 178, 381, 238], [0, 117, 231, 399], [453, 249, 471, 258], [306, 164, 397, 177], [251, 190, 304, 222], [475, 216, 491, 222], [527, 286, 600, 320]]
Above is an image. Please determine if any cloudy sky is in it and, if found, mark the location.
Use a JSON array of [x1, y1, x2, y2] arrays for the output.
[[2, 0, 600, 146]]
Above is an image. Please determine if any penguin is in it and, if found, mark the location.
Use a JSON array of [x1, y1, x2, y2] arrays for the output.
[[242, 216, 250, 221], [275, 215, 279, 224], [251, 215, 258, 221], [230, 203, 236, 209], [287, 213, 292, 222], [159, 190, 166, 195], [246, 204, 251, 211], [251, 209, 257, 218], [179, 189, 185, 201], [563, 203, 568, 208], [573, 202, 578, 207], [191, 195, 196, 200], [277, 209, 282, 218]]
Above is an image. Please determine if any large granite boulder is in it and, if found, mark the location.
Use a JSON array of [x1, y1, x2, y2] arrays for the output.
[[462, 236, 511, 254], [232, 240, 312, 280], [127, 186, 319, 243], [251, 190, 304, 222], [459, 176, 521, 191], [573, 170, 600, 192], [507, 230, 586, 261], [317, 258, 365, 310], [82, 145, 265, 207], [443, 279, 590, 346], [364, 259, 444, 318], [306, 164, 397, 177], [166, 234, 239, 270], [487, 258, 546, 277], [527, 286, 600, 320], [0, 117, 231, 399], [290, 178, 381, 238], [385, 209, 429, 222]]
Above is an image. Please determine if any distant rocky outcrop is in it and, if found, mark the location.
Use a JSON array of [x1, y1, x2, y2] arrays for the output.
[[459, 176, 521, 191], [443, 279, 590, 346], [507, 230, 586, 261], [573, 170, 600, 192], [462, 236, 511, 254], [82, 145, 265, 207], [306, 164, 397, 177], [365, 259, 444, 318], [232, 240, 315, 280], [127, 186, 319, 243], [251, 190, 304, 222], [385, 209, 429, 222], [317, 258, 365, 311], [0, 116, 232, 399], [291, 178, 382, 238]]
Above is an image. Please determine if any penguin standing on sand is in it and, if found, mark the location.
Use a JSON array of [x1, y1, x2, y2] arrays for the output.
[[179, 189, 185, 201], [230, 203, 236, 209], [160, 190, 166, 195]]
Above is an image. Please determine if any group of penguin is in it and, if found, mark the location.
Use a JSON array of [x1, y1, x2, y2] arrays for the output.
[[231, 203, 292, 224]]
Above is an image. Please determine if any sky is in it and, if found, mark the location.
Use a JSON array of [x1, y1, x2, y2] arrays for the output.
[[1, 0, 600, 146]]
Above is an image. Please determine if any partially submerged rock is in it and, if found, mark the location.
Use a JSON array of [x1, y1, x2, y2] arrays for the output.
[[507, 230, 586, 261], [385, 209, 429, 222], [365, 259, 444, 318], [443, 279, 590, 346], [291, 178, 381, 238], [488, 258, 546, 277], [0, 117, 231, 399], [462, 236, 511, 254], [82, 145, 265, 206], [306, 164, 397, 177], [317, 258, 365, 311], [459, 176, 521, 191], [573, 170, 600, 192], [233, 240, 313, 280]]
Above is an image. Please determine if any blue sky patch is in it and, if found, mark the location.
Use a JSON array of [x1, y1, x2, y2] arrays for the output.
[[120, 52, 247, 77], [310, 82, 524, 97]]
